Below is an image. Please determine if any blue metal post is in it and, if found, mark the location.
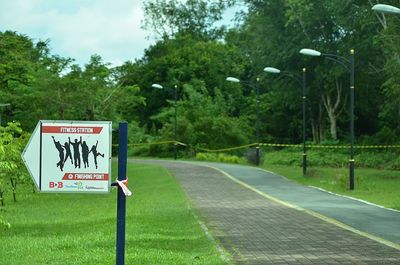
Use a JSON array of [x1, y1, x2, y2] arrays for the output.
[[116, 122, 128, 265]]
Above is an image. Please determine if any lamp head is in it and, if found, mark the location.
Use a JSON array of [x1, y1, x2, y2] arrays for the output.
[[226, 77, 240, 83], [264, 67, 281, 74], [152, 83, 163, 89], [372, 4, 400, 14], [300, 48, 321, 57]]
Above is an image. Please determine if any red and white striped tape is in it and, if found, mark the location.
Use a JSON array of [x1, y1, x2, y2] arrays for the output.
[[115, 178, 132, 196]]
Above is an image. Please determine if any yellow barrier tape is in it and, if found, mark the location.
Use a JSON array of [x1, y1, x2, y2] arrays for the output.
[[112, 141, 400, 150], [112, 140, 187, 147], [196, 143, 259, 152], [196, 143, 400, 151], [261, 143, 400, 149]]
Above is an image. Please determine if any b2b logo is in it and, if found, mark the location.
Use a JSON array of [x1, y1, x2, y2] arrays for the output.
[[49, 182, 63, 189]]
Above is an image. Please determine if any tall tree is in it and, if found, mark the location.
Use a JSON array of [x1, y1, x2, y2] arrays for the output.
[[228, 0, 384, 142], [142, 0, 235, 40]]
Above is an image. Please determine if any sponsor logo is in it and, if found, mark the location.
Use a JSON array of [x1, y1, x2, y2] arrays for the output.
[[49, 182, 63, 189], [64, 181, 84, 189], [85, 186, 105, 190]]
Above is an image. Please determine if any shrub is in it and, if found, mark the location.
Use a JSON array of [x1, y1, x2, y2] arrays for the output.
[[0, 122, 30, 204], [195, 152, 241, 164]]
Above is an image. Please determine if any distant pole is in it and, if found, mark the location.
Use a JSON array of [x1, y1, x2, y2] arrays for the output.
[[173, 85, 178, 160], [349, 49, 355, 190], [116, 122, 128, 265], [255, 77, 260, 166], [302, 68, 307, 176]]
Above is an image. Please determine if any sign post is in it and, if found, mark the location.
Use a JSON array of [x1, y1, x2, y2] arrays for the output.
[[22, 120, 112, 193], [22, 120, 132, 265], [115, 122, 128, 265]]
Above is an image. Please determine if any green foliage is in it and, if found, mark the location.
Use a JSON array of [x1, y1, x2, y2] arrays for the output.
[[2, 0, 400, 162], [152, 84, 252, 150], [261, 146, 400, 170], [195, 152, 241, 164], [0, 215, 11, 229], [142, 0, 235, 39], [0, 122, 30, 204]]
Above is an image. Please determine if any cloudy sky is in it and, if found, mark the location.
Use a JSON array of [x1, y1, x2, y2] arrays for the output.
[[0, 0, 238, 67]]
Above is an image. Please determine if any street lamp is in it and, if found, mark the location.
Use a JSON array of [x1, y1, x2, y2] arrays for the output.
[[0, 103, 11, 126], [372, 4, 400, 14], [226, 76, 261, 166], [152, 83, 178, 160], [264, 67, 308, 176], [300, 48, 355, 190]]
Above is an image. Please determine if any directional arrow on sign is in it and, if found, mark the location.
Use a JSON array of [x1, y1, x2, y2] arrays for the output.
[[21, 121, 41, 191]]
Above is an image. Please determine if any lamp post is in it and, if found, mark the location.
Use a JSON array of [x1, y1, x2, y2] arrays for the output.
[[226, 76, 261, 166], [152, 83, 178, 160], [372, 4, 400, 14], [300, 48, 355, 190], [264, 67, 308, 176], [0, 103, 11, 126]]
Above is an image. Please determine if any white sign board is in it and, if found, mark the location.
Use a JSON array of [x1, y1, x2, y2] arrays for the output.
[[22, 120, 112, 193]]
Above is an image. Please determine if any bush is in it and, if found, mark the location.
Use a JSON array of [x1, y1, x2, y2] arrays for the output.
[[195, 152, 241, 164], [0, 122, 30, 205], [261, 147, 400, 170]]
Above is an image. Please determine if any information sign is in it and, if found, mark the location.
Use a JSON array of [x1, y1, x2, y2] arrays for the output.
[[22, 120, 112, 193]]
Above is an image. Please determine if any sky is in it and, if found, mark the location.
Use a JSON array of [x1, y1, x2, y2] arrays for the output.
[[0, 0, 239, 67]]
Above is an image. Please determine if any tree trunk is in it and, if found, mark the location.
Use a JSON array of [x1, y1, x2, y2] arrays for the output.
[[325, 104, 338, 140], [10, 178, 16, 203], [318, 103, 325, 142], [311, 117, 318, 143], [310, 102, 326, 144], [329, 116, 337, 140], [322, 79, 346, 140]]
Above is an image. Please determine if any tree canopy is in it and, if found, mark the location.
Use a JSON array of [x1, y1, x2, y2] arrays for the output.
[[1, 0, 400, 153]]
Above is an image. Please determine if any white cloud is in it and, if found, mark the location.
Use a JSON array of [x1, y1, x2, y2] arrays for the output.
[[0, 0, 243, 67], [0, 0, 154, 66]]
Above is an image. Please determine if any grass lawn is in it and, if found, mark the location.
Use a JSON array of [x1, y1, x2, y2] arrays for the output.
[[263, 165, 400, 210], [0, 162, 229, 265]]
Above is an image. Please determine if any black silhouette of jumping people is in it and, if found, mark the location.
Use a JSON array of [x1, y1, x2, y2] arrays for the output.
[[69, 136, 82, 168], [89, 140, 104, 169], [52, 136, 105, 171], [63, 141, 73, 165], [81, 141, 90, 168], [52, 136, 65, 171]]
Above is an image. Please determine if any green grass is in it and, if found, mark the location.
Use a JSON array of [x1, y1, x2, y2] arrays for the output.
[[0, 162, 229, 265], [263, 165, 400, 210]]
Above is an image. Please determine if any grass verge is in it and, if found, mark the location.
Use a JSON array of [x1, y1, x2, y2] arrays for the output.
[[263, 165, 400, 210], [0, 162, 229, 265]]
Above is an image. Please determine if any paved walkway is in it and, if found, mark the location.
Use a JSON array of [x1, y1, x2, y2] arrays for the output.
[[204, 162, 400, 245], [134, 160, 400, 264]]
